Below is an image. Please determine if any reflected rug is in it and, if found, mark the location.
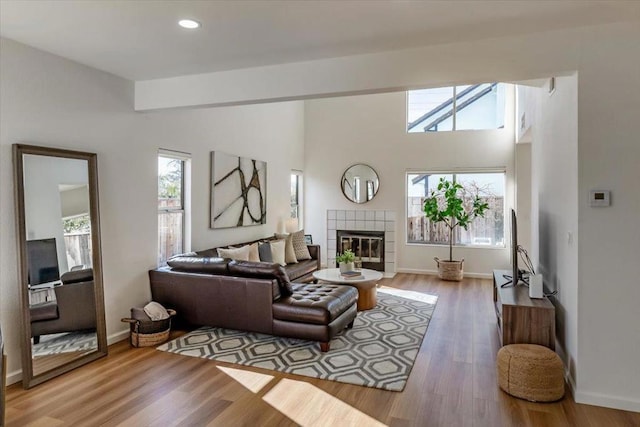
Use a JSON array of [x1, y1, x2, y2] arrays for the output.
[[32, 331, 97, 356], [157, 288, 437, 391]]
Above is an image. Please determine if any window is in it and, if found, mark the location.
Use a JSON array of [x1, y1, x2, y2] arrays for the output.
[[158, 151, 190, 265], [290, 170, 302, 222], [407, 83, 506, 132], [407, 171, 505, 247]]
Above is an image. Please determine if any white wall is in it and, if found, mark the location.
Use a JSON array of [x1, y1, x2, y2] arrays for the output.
[[304, 89, 515, 277], [515, 143, 532, 255], [60, 186, 90, 219], [575, 25, 640, 410], [532, 74, 579, 390], [0, 38, 304, 382]]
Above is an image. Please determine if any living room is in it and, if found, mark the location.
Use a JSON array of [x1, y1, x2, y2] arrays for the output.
[[1, 2, 639, 425]]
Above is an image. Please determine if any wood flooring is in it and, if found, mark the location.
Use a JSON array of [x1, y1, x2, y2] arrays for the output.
[[5, 274, 640, 426]]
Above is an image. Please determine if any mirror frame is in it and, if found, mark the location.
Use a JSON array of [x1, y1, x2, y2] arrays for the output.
[[340, 163, 380, 204], [13, 144, 107, 388]]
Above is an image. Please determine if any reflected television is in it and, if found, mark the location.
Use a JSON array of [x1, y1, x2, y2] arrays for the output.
[[26, 238, 60, 286]]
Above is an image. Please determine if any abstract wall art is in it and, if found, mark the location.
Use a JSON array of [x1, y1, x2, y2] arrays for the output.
[[210, 151, 267, 228]]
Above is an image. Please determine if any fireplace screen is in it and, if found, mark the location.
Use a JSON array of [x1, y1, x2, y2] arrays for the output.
[[336, 230, 385, 271]]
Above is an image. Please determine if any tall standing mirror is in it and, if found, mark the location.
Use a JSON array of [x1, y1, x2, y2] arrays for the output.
[[13, 144, 107, 388], [341, 163, 380, 203]]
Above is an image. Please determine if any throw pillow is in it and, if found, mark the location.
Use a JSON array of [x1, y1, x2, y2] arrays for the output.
[[247, 242, 260, 262], [270, 240, 287, 266], [275, 233, 298, 264], [290, 229, 311, 261], [258, 242, 273, 262], [217, 245, 251, 261]]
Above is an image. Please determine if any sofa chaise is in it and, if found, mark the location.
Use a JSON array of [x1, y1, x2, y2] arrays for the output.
[[149, 239, 358, 351]]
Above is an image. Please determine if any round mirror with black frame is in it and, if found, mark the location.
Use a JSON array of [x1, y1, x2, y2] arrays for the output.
[[13, 144, 107, 389], [341, 163, 380, 203]]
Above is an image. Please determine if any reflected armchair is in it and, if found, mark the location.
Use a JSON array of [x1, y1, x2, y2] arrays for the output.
[[30, 268, 97, 344]]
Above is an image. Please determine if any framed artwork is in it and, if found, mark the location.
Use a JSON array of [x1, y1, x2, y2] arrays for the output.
[[210, 151, 267, 228], [304, 234, 313, 244]]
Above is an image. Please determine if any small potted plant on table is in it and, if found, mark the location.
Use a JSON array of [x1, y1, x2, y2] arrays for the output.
[[423, 177, 489, 281], [336, 249, 356, 273]]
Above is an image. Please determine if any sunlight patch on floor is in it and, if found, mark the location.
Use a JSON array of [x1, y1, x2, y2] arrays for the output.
[[217, 365, 275, 393], [263, 378, 387, 427], [378, 286, 439, 305]]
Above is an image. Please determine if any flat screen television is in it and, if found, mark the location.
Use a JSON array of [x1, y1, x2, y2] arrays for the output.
[[26, 238, 60, 286], [502, 208, 522, 287]]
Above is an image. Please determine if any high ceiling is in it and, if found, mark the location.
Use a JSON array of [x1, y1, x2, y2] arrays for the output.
[[1, 1, 638, 81]]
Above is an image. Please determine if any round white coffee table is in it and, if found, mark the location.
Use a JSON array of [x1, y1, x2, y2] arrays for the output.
[[312, 268, 383, 311]]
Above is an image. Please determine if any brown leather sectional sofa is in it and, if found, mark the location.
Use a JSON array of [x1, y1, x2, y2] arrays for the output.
[[149, 242, 358, 351], [30, 268, 97, 344]]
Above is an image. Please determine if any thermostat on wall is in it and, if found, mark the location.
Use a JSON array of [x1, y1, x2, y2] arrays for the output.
[[589, 190, 611, 207]]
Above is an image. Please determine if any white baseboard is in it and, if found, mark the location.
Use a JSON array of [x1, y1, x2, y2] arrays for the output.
[[108, 329, 130, 345], [395, 268, 493, 279], [574, 390, 640, 413], [554, 337, 637, 412], [5, 329, 130, 386], [7, 369, 22, 386]]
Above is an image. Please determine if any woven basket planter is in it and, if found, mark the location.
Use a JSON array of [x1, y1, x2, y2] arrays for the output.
[[434, 257, 464, 281], [121, 308, 176, 348]]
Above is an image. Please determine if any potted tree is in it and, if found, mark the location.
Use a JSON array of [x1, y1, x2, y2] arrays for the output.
[[423, 177, 489, 281]]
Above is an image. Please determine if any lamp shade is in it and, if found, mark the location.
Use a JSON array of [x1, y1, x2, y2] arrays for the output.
[[285, 218, 299, 233]]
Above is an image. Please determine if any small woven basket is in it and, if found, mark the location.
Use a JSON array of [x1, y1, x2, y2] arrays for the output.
[[121, 308, 176, 348], [434, 257, 464, 281]]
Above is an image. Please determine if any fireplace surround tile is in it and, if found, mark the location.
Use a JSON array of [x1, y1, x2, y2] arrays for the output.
[[327, 209, 396, 276]]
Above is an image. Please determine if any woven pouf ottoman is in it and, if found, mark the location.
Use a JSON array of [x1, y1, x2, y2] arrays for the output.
[[497, 344, 564, 402]]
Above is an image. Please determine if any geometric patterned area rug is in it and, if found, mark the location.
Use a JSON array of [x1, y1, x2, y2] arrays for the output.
[[32, 331, 97, 357], [157, 287, 437, 391]]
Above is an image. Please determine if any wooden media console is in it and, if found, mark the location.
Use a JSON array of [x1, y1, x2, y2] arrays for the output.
[[493, 270, 556, 350]]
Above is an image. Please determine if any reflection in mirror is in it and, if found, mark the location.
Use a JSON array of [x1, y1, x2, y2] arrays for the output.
[[341, 164, 380, 204], [14, 145, 107, 388]]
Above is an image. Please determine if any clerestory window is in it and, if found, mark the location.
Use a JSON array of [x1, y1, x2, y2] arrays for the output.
[[407, 83, 506, 132]]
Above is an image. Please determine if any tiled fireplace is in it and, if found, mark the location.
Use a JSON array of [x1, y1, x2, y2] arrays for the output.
[[326, 209, 396, 276]]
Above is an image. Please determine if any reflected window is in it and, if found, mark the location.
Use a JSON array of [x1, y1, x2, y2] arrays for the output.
[[62, 213, 92, 270], [158, 151, 190, 265]]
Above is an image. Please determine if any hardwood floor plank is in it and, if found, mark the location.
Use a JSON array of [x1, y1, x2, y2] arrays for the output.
[[6, 273, 640, 426]]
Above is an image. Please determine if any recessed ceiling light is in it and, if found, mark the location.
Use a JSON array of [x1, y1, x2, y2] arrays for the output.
[[178, 19, 200, 30]]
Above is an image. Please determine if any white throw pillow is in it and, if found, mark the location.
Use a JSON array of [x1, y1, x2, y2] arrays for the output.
[[247, 242, 260, 262], [270, 240, 287, 266], [217, 245, 251, 261], [274, 233, 298, 264]]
